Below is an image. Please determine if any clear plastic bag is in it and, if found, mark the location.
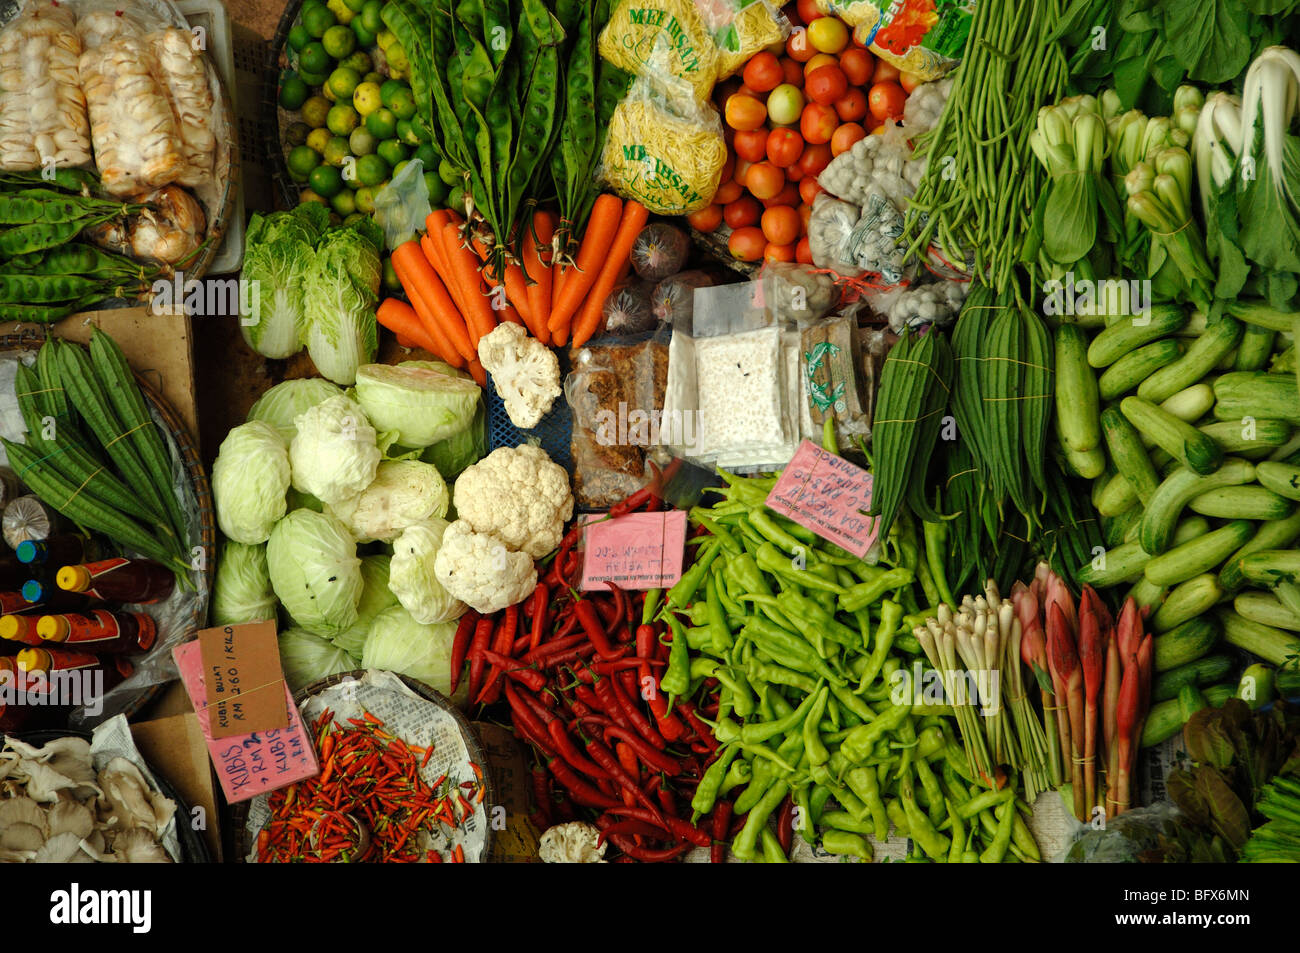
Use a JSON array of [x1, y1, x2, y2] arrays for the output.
[[653, 270, 713, 326], [599, 0, 723, 103], [758, 261, 837, 326], [630, 223, 690, 281], [602, 277, 658, 336], [0, 3, 91, 171], [799, 309, 870, 446], [374, 158, 433, 250]]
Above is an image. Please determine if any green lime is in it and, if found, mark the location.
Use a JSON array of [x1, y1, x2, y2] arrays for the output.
[[395, 118, 422, 146], [302, 95, 331, 128], [375, 29, 395, 51], [298, 40, 330, 74], [351, 19, 376, 48], [447, 184, 465, 214], [322, 24, 355, 58], [326, 66, 361, 100], [388, 87, 416, 120], [287, 145, 320, 182], [354, 185, 378, 214], [413, 143, 437, 169], [353, 81, 382, 116], [349, 127, 377, 156], [280, 73, 310, 110], [438, 158, 460, 187], [362, 71, 384, 86], [306, 127, 332, 153], [331, 188, 357, 216], [321, 84, 337, 103], [298, 68, 330, 87], [360, 0, 384, 35], [386, 43, 409, 77], [423, 171, 449, 205], [354, 153, 390, 187], [285, 121, 311, 147], [382, 258, 401, 293], [323, 136, 351, 167], [364, 107, 396, 139], [379, 79, 404, 108], [299, 188, 329, 206], [391, 159, 409, 179], [326, 103, 360, 136], [301, 5, 337, 39], [376, 139, 408, 168], [325, 0, 354, 24], [412, 119, 431, 142], [344, 0, 366, 11], [340, 51, 372, 74], [288, 23, 312, 51], [309, 164, 344, 198]]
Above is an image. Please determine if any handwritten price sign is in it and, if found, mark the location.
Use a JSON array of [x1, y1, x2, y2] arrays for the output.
[[580, 510, 687, 591], [765, 440, 880, 558]]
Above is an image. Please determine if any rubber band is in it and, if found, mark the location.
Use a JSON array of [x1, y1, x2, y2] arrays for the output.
[[201, 677, 287, 714], [103, 420, 150, 449], [1043, 703, 1066, 712], [15, 385, 63, 398], [60, 465, 105, 509], [873, 406, 947, 425], [981, 393, 1053, 402], [1152, 219, 1193, 238], [968, 355, 1054, 371], [886, 356, 952, 394]]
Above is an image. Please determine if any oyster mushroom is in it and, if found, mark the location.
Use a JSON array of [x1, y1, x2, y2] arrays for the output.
[[47, 800, 94, 840], [97, 758, 166, 833], [0, 796, 45, 831], [111, 828, 171, 864], [0, 821, 45, 853], [34, 832, 87, 864]]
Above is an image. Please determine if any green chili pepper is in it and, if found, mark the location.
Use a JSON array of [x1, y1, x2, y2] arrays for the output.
[[776, 590, 859, 647], [900, 775, 950, 860], [760, 826, 790, 863], [1011, 810, 1041, 861], [729, 551, 771, 597], [839, 568, 916, 613], [914, 552, 942, 608], [886, 798, 910, 838], [946, 799, 966, 864], [922, 519, 956, 607], [690, 509, 743, 554], [660, 613, 691, 698], [831, 683, 877, 724], [847, 766, 889, 842], [741, 681, 825, 745], [754, 543, 845, 593], [743, 619, 843, 684], [733, 779, 790, 862], [809, 784, 832, 823], [666, 537, 721, 609], [703, 574, 732, 656], [802, 686, 831, 766], [691, 743, 739, 816], [765, 684, 796, 720], [822, 830, 872, 861], [748, 657, 818, 694], [719, 758, 752, 796], [822, 416, 839, 454], [954, 786, 1016, 820], [690, 656, 719, 681], [979, 801, 1016, 864], [712, 668, 755, 718], [791, 783, 815, 844], [915, 756, 947, 827], [733, 762, 775, 816], [842, 699, 912, 762], [712, 565, 743, 618], [642, 588, 662, 625], [854, 598, 902, 694]]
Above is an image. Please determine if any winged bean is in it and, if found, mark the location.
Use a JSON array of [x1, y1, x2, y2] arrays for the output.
[[0, 296, 103, 323], [0, 273, 108, 303]]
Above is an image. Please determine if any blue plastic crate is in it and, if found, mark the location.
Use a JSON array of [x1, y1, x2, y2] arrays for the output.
[[484, 371, 573, 474]]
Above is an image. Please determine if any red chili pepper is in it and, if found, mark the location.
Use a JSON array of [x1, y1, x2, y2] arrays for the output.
[[603, 805, 710, 848], [466, 616, 495, 704], [676, 700, 719, 752], [504, 683, 558, 758], [635, 623, 657, 660], [711, 799, 732, 864], [548, 719, 609, 780], [605, 581, 629, 632], [585, 738, 667, 822], [591, 675, 635, 732], [575, 599, 621, 660], [572, 714, 618, 733], [476, 605, 519, 705], [596, 817, 666, 847], [551, 520, 586, 588], [604, 725, 681, 776], [607, 485, 656, 518], [511, 685, 557, 726], [543, 644, 619, 669], [612, 668, 667, 749], [523, 630, 587, 665], [605, 833, 690, 863], [594, 658, 663, 675], [449, 610, 479, 696], [615, 741, 640, 811], [776, 794, 795, 855], [545, 756, 622, 809], [527, 582, 549, 651], [573, 684, 601, 711], [475, 647, 547, 692], [595, 597, 620, 628]]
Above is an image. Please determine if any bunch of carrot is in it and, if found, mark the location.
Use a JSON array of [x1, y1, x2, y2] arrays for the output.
[[1013, 564, 1152, 822], [376, 195, 650, 379]]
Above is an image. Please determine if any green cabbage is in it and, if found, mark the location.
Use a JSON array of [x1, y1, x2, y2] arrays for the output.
[[247, 378, 345, 444], [360, 605, 460, 698], [212, 421, 290, 544], [420, 396, 486, 481], [331, 555, 398, 657], [238, 206, 328, 360], [354, 361, 481, 448], [303, 226, 381, 386], [278, 626, 357, 692], [212, 542, 277, 627], [266, 509, 363, 637]]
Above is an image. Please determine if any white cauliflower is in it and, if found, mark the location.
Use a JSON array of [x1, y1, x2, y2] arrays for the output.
[[538, 822, 607, 863], [289, 395, 381, 505], [388, 520, 467, 624], [327, 460, 450, 543], [433, 519, 537, 615], [453, 444, 573, 559], [476, 322, 562, 429]]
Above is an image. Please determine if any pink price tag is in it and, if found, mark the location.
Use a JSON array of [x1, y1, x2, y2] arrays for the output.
[[765, 440, 880, 558], [173, 639, 318, 804], [580, 510, 688, 591]]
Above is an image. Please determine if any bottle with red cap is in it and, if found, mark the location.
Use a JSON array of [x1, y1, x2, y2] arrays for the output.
[[56, 557, 175, 604], [36, 609, 156, 654]]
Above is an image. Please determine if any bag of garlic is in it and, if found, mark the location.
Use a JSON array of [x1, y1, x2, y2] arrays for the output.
[[864, 278, 969, 333], [0, 3, 92, 171]]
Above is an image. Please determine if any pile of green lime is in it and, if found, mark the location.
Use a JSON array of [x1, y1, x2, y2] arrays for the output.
[[277, 0, 448, 221]]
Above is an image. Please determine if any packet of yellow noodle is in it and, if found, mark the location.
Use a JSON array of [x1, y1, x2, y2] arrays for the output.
[[599, 0, 722, 103]]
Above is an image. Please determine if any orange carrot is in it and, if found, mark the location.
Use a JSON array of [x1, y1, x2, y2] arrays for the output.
[[521, 211, 554, 345], [503, 259, 533, 328], [548, 193, 623, 341], [389, 255, 467, 368], [420, 232, 468, 317], [466, 356, 487, 387], [391, 241, 476, 362], [570, 200, 650, 348], [442, 222, 497, 348], [470, 235, 524, 327], [377, 298, 445, 359]]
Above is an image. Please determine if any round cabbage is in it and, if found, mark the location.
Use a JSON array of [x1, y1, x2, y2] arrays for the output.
[[289, 395, 381, 505], [212, 542, 277, 627], [326, 460, 449, 543], [331, 555, 398, 657], [388, 520, 466, 624], [361, 605, 460, 699], [266, 509, 363, 637], [278, 626, 357, 692], [247, 378, 345, 444], [354, 361, 480, 448], [212, 420, 291, 544]]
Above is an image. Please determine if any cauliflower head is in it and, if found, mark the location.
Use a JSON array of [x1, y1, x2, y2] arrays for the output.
[[327, 459, 450, 543], [289, 395, 381, 505], [476, 322, 562, 429], [433, 519, 537, 615], [453, 445, 573, 558], [388, 519, 467, 624], [538, 822, 607, 863]]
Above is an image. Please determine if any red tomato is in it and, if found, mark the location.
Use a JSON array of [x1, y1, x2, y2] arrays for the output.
[[686, 204, 723, 233], [761, 205, 801, 245], [743, 52, 783, 93], [797, 141, 833, 178], [795, 236, 814, 263], [872, 58, 901, 83], [780, 57, 804, 87], [805, 65, 848, 106], [868, 81, 906, 121], [733, 128, 768, 163], [729, 226, 767, 261], [766, 127, 804, 168], [786, 31, 816, 62], [764, 241, 796, 263], [804, 53, 839, 77], [834, 87, 868, 122], [900, 70, 923, 94], [796, 0, 822, 25], [719, 153, 735, 184], [714, 179, 744, 205], [762, 182, 800, 208], [745, 160, 785, 200], [732, 158, 753, 187], [831, 122, 866, 155], [725, 94, 768, 131], [838, 47, 874, 86], [800, 103, 838, 145], [723, 195, 761, 229], [797, 202, 813, 232], [798, 176, 823, 205], [785, 162, 804, 182]]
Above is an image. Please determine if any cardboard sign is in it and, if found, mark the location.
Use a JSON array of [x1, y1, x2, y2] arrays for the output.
[[580, 510, 688, 591], [197, 621, 289, 738], [173, 639, 317, 804], [765, 440, 880, 558]]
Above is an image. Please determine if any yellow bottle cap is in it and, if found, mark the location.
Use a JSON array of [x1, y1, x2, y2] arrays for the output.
[[0, 615, 29, 642], [16, 647, 50, 673], [35, 615, 70, 642], [57, 565, 92, 593]]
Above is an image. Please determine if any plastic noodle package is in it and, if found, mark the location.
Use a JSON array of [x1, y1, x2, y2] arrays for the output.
[[693, 0, 788, 78], [599, 0, 722, 103], [815, 0, 973, 80], [0, 4, 92, 171]]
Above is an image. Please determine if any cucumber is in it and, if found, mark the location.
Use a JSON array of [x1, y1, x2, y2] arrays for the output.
[[1152, 616, 1220, 671], [1220, 509, 1300, 591], [1226, 300, 1300, 332], [1101, 406, 1159, 503], [1127, 575, 1168, 611], [1255, 461, 1300, 501], [1152, 574, 1224, 633], [1213, 372, 1300, 424], [1233, 591, 1300, 631], [1178, 683, 1209, 722], [1159, 384, 1216, 424], [1097, 339, 1183, 401], [1141, 683, 1235, 747], [1079, 517, 1209, 587], [1102, 506, 1143, 548], [1086, 304, 1189, 367], [1055, 324, 1101, 453], [1137, 316, 1243, 405], [1217, 608, 1300, 666], [1139, 458, 1255, 554], [1197, 419, 1292, 456], [1095, 469, 1140, 517], [1121, 396, 1223, 476], [1187, 485, 1295, 520], [1234, 324, 1276, 371], [1153, 654, 1234, 701], [1064, 443, 1106, 480], [1143, 520, 1254, 587], [1237, 663, 1275, 707], [1238, 550, 1300, 587]]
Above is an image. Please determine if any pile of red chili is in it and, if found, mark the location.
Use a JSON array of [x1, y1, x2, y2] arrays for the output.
[[256, 709, 483, 864]]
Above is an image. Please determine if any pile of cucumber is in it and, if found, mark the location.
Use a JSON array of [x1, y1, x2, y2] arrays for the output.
[[1053, 300, 1300, 744]]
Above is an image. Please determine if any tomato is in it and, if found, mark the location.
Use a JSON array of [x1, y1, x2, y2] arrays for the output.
[[807, 16, 848, 54], [764, 241, 796, 262], [780, 57, 804, 87], [725, 93, 768, 131], [795, 0, 822, 25], [723, 195, 761, 228], [797, 203, 813, 232], [686, 204, 723, 233], [838, 47, 874, 86], [745, 160, 785, 200], [798, 175, 823, 205], [786, 31, 816, 62], [795, 236, 814, 264], [714, 179, 743, 205], [831, 121, 866, 156], [729, 226, 767, 261], [733, 128, 768, 163], [868, 81, 906, 121], [900, 70, 923, 94], [743, 52, 783, 93], [805, 64, 848, 106], [872, 58, 901, 83], [804, 53, 839, 77], [767, 83, 805, 125], [796, 141, 832, 178], [761, 205, 801, 245], [785, 162, 804, 182], [762, 182, 800, 208], [732, 158, 753, 187], [799, 103, 838, 145], [766, 127, 804, 168], [719, 152, 735, 184], [834, 87, 868, 121]]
